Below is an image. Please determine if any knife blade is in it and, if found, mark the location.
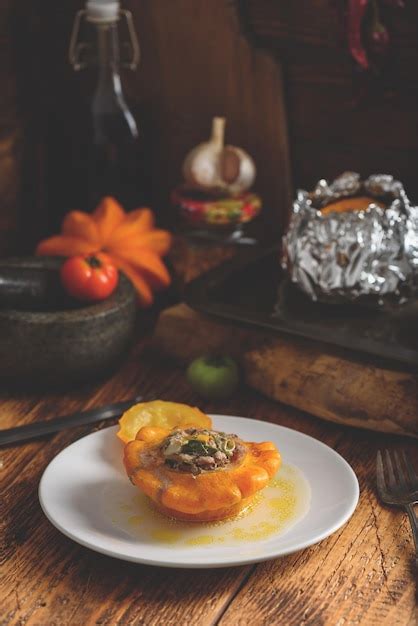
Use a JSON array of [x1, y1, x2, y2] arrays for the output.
[[0, 395, 143, 447]]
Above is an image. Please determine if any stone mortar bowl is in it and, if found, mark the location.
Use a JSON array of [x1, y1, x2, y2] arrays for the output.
[[0, 257, 137, 388]]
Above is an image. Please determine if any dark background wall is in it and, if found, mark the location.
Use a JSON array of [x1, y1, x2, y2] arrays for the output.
[[0, 0, 417, 254], [243, 1, 418, 191]]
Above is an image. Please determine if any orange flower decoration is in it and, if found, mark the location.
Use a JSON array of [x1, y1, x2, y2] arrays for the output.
[[36, 197, 172, 307]]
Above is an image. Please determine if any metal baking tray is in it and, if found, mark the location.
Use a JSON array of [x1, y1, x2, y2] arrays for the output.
[[184, 245, 418, 367]]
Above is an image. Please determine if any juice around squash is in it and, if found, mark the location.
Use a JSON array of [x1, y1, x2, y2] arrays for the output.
[[109, 463, 311, 547], [123, 420, 281, 523]]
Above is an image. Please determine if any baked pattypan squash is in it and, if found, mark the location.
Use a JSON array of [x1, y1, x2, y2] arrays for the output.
[[123, 422, 281, 522]]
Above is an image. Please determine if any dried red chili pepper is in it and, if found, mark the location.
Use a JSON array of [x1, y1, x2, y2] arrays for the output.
[[347, 0, 370, 69]]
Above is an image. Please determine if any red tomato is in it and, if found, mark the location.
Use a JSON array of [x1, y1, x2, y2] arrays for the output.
[[60, 253, 119, 302]]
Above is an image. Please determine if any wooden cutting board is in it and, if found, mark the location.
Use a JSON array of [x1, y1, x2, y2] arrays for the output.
[[152, 303, 418, 438]]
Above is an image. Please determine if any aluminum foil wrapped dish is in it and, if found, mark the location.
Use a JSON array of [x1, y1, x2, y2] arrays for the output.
[[282, 172, 418, 304]]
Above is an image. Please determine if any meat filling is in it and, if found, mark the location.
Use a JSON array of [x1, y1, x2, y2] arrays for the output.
[[160, 428, 245, 475]]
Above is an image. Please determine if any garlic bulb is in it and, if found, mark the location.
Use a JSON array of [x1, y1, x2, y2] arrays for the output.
[[182, 117, 256, 196]]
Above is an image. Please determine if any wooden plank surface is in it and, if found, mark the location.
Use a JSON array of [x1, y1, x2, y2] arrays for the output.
[[16, 0, 292, 240], [2, 332, 417, 625], [2, 241, 417, 625], [152, 303, 418, 439]]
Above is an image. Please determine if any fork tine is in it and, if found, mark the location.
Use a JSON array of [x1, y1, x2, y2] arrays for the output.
[[376, 450, 386, 494], [401, 450, 418, 486], [394, 451, 407, 488], [384, 449, 396, 489]]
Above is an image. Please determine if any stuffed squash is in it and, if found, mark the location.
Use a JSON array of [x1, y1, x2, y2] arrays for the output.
[[123, 422, 281, 522]]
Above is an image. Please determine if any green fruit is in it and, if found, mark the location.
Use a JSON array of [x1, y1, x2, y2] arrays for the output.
[[186, 355, 239, 400]]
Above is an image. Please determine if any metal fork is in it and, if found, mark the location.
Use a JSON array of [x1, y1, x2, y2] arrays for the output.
[[376, 449, 418, 567]]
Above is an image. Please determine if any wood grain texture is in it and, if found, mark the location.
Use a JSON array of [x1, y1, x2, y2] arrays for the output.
[[152, 302, 268, 362], [152, 303, 418, 439], [218, 431, 418, 626], [1, 338, 417, 625], [244, 339, 418, 439], [19, 0, 292, 240], [169, 239, 235, 285], [1, 241, 417, 625]]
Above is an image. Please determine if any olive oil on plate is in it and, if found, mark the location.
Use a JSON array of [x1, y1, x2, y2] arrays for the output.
[[105, 464, 311, 549]]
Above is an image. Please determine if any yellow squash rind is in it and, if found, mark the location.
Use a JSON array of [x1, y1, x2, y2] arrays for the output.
[[117, 400, 212, 444], [123, 424, 281, 522]]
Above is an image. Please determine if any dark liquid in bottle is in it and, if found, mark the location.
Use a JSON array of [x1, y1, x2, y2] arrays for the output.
[[88, 109, 149, 211], [47, 20, 151, 232]]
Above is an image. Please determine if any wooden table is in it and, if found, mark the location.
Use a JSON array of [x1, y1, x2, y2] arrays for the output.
[[2, 243, 418, 625], [2, 339, 417, 625]]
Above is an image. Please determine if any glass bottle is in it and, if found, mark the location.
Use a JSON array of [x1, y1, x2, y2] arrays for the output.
[[69, 0, 147, 211]]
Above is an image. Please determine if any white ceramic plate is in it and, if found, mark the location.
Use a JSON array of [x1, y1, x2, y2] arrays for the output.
[[39, 415, 359, 568]]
